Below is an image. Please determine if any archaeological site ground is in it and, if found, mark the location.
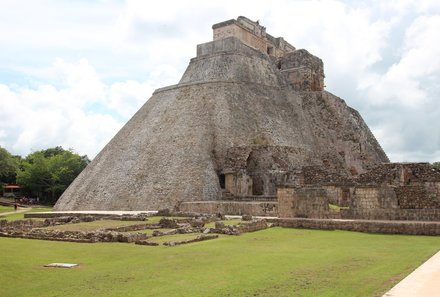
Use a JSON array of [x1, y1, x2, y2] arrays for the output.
[[2, 17, 440, 297], [1, 207, 440, 297]]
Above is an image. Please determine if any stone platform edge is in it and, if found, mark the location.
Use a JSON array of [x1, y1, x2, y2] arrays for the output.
[[24, 211, 157, 219], [271, 218, 440, 236]]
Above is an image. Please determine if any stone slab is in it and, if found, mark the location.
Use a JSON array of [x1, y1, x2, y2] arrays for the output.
[[44, 263, 78, 268]]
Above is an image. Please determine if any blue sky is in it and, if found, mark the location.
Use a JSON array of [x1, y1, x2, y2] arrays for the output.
[[0, 0, 439, 162]]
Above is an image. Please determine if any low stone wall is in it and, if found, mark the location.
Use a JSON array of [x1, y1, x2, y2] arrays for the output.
[[237, 220, 269, 233], [135, 241, 159, 246], [163, 235, 219, 246], [341, 208, 440, 221], [24, 212, 152, 220], [152, 229, 178, 237], [0, 219, 47, 232], [103, 223, 152, 232], [277, 218, 440, 236], [179, 201, 277, 216], [1, 228, 148, 243], [208, 220, 270, 235]]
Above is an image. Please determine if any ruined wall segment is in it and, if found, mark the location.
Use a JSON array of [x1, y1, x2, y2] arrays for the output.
[[277, 186, 336, 219], [280, 49, 325, 91]]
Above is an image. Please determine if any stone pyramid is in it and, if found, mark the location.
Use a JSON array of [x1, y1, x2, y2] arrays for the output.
[[54, 17, 388, 211]]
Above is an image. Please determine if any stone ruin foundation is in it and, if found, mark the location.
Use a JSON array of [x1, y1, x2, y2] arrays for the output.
[[0, 213, 273, 245], [277, 163, 440, 222]]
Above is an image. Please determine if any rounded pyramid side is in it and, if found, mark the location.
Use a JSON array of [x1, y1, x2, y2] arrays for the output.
[[54, 42, 389, 211]]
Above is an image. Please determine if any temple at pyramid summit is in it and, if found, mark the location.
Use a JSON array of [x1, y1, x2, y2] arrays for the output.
[[55, 17, 440, 221]]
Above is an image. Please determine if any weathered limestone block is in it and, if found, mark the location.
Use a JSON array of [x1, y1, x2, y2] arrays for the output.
[[277, 186, 329, 218]]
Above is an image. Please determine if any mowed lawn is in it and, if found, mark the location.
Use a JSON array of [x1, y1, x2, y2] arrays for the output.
[[1, 228, 440, 297], [0, 207, 52, 221], [0, 205, 14, 213]]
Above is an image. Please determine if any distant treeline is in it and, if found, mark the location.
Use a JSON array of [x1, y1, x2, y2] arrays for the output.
[[0, 146, 90, 204]]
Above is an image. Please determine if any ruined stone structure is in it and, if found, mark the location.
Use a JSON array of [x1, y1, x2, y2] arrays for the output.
[[212, 16, 296, 58], [278, 163, 440, 221], [55, 17, 389, 213], [344, 163, 440, 221]]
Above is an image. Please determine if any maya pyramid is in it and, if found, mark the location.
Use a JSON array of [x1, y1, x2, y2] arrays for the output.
[[54, 16, 388, 211]]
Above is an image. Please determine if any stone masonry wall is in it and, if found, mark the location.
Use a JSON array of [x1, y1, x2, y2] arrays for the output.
[[277, 218, 440, 236], [212, 16, 295, 58], [277, 187, 295, 218], [179, 201, 277, 216], [280, 49, 324, 91], [341, 208, 440, 221], [395, 185, 439, 209], [277, 186, 329, 218]]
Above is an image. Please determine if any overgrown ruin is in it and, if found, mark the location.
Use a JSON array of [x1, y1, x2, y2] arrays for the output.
[[54, 17, 440, 222]]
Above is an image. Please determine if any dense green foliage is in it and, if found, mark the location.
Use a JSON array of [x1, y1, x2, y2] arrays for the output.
[[1, 227, 439, 297], [15, 147, 89, 204], [0, 146, 20, 184], [433, 162, 440, 169]]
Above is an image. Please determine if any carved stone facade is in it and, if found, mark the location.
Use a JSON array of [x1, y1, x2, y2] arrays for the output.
[[209, 16, 324, 91], [212, 16, 295, 58]]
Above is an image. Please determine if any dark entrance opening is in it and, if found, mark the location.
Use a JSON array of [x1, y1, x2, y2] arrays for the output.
[[219, 173, 225, 189], [267, 46, 274, 55], [252, 176, 264, 195]]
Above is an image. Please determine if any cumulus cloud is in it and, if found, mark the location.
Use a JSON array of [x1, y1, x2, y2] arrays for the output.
[[357, 14, 440, 162], [0, 58, 165, 158], [0, 0, 438, 163]]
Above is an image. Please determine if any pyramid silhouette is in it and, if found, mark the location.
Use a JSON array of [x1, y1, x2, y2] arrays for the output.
[[55, 17, 388, 211]]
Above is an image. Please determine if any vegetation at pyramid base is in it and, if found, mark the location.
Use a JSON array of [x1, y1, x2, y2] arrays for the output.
[[0, 146, 20, 184], [0, 146, 89, 204]]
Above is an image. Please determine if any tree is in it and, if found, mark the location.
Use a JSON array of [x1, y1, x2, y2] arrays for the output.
[[433, 162, 440, 170], [16, 147, 89, 204], [0, 146, 19, 184]]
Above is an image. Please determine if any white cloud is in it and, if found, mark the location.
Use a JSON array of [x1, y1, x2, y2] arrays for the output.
[[357, 14, 440, 161], [0, 0, 439, 163], [0, 58, 174, 158]]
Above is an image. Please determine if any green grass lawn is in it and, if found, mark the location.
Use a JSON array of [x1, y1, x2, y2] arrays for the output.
[[328, 204, 349, 212], [131, 228, 173, 235], [0, 205, 14, 213], [0, 207, 51, 221], [147, 232, 203, 244], [1, 227, 439, 297]]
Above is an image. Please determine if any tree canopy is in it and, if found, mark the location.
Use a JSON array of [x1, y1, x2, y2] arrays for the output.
[[433, 162, 440, 170], [14, 147, 90, 204], [0, 146, 20, 184]]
